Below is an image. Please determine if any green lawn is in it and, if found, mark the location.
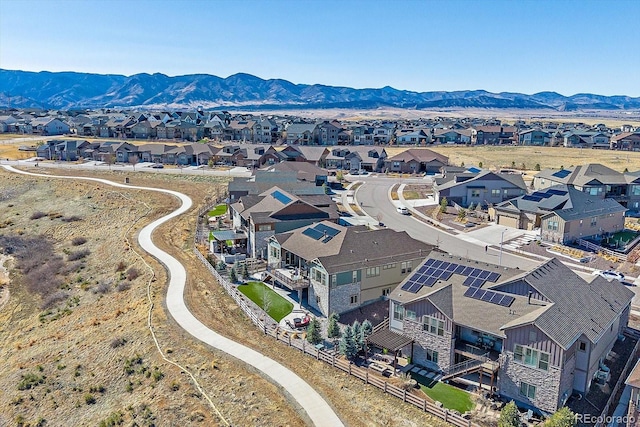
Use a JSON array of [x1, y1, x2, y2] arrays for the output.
[[208, 204, 228, 217], [414, 373, 474, 413], [237, 281, 293, 322]]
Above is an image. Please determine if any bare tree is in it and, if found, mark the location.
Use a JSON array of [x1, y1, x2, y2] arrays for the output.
[[104, 153, 115, 169], [261, 284, 272, 315], [128, 154, 139, 171]]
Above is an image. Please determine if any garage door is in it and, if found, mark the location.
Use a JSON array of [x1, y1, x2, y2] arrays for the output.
[[498, 215, 519, 228]]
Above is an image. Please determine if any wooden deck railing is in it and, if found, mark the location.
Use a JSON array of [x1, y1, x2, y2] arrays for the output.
[[193, 247, 477, 427]]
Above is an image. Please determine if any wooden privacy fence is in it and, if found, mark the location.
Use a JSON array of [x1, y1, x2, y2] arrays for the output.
[[193, 247, 477, 427]]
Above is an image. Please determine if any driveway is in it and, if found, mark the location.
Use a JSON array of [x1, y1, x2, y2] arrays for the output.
[[2, 165, 344, 427]]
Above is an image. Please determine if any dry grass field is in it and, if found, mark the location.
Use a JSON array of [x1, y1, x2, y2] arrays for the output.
[[0, 167, 450, 427], [386, 145, 640, 173]]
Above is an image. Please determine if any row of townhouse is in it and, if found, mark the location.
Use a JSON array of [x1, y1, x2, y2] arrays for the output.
[[3, 107, 639, 149]]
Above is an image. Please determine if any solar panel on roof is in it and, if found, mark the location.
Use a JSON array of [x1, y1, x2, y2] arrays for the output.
[[401, 281, 413, 291], [454, 265, 466, 274], [463, 287, 477, 298], [475, 289, 487, 299], [481, 292, 494, 302], [547, 188, 568, 196], [314, 223, 340, 237], [446, 263, 457, 272], [552, 169, 571, 178], [439, 271, 453, 281], [423, 277, 437, 287], [409, 282, 423, 293], [302, 228, 324, 240], [478, 270, 490, 280], [461, 267, 474, 276], [425, 267, 436, 275], [431, 260, 443, 269], [522, 195, 543, 202], [470, 268, 481, 277], [272, 190, 293, 204], [424, 259, 435, 267], [470, 278, 485, 288], [418, 266, 429, 274], [440, 262, 451, 270], [490, 293, 503, 303], [486, 272, 500, 282], [498, 295, 515, 307], [463, 277, 475, 286]]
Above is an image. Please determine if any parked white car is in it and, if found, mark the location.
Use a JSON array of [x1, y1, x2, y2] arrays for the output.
[[396, 206, 409, 215], [592, 270, 625, 282]]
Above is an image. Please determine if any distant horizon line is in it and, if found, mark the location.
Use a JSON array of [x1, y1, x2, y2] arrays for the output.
[[2, 67, 637, 99]]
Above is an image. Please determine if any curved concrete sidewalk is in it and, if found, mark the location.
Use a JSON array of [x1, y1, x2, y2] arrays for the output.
[[2, 166, 344, 427]]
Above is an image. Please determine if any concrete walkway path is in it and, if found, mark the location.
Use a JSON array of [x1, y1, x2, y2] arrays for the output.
[[2, 165, 344, 427]]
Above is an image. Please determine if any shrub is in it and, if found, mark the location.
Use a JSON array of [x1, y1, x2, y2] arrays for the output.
[[115, 261, 127, 272], [61, 216, 82, 222], [84, 393, 96, 405], [18, 372, 45, 390], [116, 281, 131, 292], [71, 237, 87, 246], [60, 261, 83, 275], [498, 401, 521, 427], [30, 211, 47, 220], [68, 249, 90, 261], [126, 267, 140, 281], [110, 337, 127, 349], [99, 411, 124, 427], [151, 367, 164, 382], [94, 280, 111, 295], [41, 291, 69, 310]]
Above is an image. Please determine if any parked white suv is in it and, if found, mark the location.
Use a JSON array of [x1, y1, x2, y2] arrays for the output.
[[592, 270, 625, 282], [396, 206, 409, 215]]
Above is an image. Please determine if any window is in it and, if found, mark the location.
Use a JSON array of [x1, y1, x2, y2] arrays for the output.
[[579, 341, 587, 352], [316, 295, 321, 305], [471, 189, 481, 198], [270, 246, 279, 259], [423, 316, 444, 336], [425, 349, 439, 364], [405, 310, 416, 321], [331, 274, 337, 286], [587, 187, 602, 196], [514, 344, 549, 371], [393, 302, 404, 321], [491, 189, 501, 197], [366, 266, 380, 278], [590, 217, 597, 227], [631, 185, 640, 196], [547, 220, 558, 231], [350, 294, 358, 304], [382, 288, 391, 296], [258, 224, 271, 231], [313, 269, 325, 285], [352, 271, 358, 282], [401, 261, 412, 274], [383, 263, 396, 270], [520, 382, 536, 399]]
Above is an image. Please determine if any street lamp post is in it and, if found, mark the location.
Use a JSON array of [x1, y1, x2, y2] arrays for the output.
[[499, 229, 506, 267]]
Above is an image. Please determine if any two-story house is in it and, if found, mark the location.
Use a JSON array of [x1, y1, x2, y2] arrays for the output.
[[267, 221, 434, 315], [229, 187, 338, 258], [435, 171, 527, 208], [383, 251, 633, 414], [384, 149, 448, 174]]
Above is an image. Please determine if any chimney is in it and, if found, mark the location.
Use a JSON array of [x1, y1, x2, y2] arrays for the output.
[[528, 291, 533, 304]]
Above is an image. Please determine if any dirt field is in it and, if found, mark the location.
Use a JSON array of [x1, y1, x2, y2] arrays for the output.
[[0, 167, 449, 427]]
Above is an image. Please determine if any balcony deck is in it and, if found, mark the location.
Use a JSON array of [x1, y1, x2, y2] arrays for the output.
[[265, 265, 309, 290]]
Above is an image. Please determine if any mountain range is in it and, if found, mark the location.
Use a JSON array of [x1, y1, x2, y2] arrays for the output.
[[1, 68, 639, 111]]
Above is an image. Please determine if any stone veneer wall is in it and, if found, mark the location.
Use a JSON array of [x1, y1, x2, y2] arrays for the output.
[[498, 353, 562, 414], [309, 281, 329, 316], [329, 282, 361, 315], [403, 319, 454, 371]]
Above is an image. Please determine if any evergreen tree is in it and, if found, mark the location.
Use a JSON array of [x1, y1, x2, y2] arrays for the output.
[[545, 407, 576, 427], [306, 318, 322, 345], [327, 312, 341, 346], [242, 263, 249, 279], [478, 161, 483, 168], [230, 267, 237, 283], [352, 320, 362, 351], [498, 401, 520, 427], [439, 197, 448, 213], [339, 325, 358, 360], [535, 163, 541, 171], [360, 319, 373, 355], [217, 260, 226, 271]]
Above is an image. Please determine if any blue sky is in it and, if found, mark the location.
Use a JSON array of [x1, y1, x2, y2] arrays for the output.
[[1, 0, 639, 96]]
